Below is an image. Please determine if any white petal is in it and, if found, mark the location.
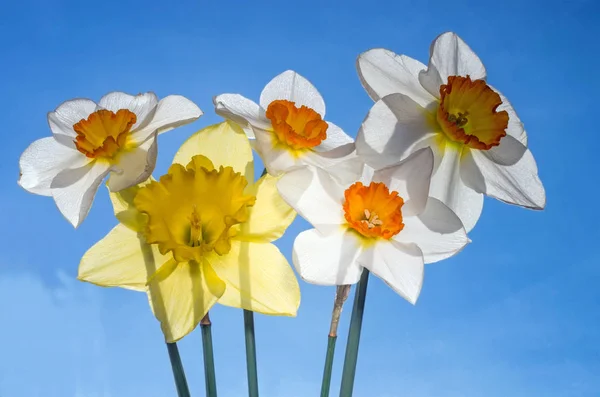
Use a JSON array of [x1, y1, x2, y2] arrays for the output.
[[98, 92, 158, 131], [252, 128, 296, 175], [47, 98, 97, 147], [461, 140, 545, 210], [313, 121, 355, 152], [213, 93, 271, 134], [253, 126, 360, 181], [429, 144, 484, 232], [19, 137, 89, 196], [293, 229, 364, 286], [356, 48, 435, 107], [418, 32, 487, 99], [259, 70, 326, 116], [372, 148, 433, 216], [132, 95, 202, 142], [356, 93, 437, 169], [51, 161, 111, 227], [277, 166, 346, 235], [395, 198, 469, 264], [492, 86, 528, 146], [107, 137, 157, 192], [303, 148, 364, 185], [359, 241, 424, 304]]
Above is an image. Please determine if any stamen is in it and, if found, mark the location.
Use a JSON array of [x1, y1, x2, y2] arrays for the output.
[[188, 206, 203, 247], [361, 209, 384, 229]]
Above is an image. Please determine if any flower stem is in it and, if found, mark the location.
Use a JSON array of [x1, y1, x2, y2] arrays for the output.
[[201, 313, 218, 397], [321, 285, 351, 397], [320, 336, 337, 397], [339, 270, 370, 397], [166, 342, 191, 397], [243, 309, 260, 397]]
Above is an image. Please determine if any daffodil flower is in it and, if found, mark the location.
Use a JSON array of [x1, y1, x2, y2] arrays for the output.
[[214, 70, 356, 177], [356, 32, 546, 231], [19, 92, 202, 227], [78, 122, 300, 342], [278, 148, 468, 303]]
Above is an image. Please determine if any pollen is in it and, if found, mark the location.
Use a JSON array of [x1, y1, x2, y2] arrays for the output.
[[132, 155, 256, 262], [265, 99, 328, 150], [73, 109, 136, 159], [343, 182, 404, 239], [436, 75, 509, 150]]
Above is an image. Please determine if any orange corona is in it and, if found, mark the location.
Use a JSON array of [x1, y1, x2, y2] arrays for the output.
[[265, 100, 328, 150], [343, 182, 404, 239], [73, 109, 137, 158], [436, 75, 509, 150]]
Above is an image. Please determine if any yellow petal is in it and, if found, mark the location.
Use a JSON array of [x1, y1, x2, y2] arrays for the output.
[[148, 259, 225, 342], [236, 174, 296, 242], [173, 121, 254, 182], [107, 181, 151, 232], [207, 240, 300, 316], [78, 224, 171, 291]]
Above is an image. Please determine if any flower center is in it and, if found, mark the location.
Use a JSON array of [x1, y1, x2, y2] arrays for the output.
[[343, 182, 404, 239], [436, 76, 509, 150], [265, 100, 328, 150], [73, 109, 136, 158], [133, 155, 256, 262]]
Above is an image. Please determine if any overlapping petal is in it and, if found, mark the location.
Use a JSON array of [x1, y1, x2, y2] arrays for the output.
[[99, 92, 158, 131], [277, 166, 346, 235], [428, 144, 484, 232], [461, 141, 545, 209], [107, 137, 157, 192], [395, 198, 468, 263], [359, 241, 424, 304], [356, 93, 438, 170], [47, 98, 97, 146], [147, 259, 226, 342], [51, 161, 111, 227], [213, 93, 271, 133], [293, 229, 364, 286], [372, 148, 434, 216], [131, 95, 203, 142], [357, 48, 434, 106], [236, 174, 296, 242], [19, 137, 89, 196]]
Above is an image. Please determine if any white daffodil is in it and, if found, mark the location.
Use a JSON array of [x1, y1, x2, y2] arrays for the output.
[[278, 148, 469, 303], [356, 32, 545, 232], [19, 92, 202, 227], [214, 70, 356, 178]]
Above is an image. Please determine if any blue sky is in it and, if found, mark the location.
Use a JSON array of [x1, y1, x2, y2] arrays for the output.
[[1, 0, 598, 396]]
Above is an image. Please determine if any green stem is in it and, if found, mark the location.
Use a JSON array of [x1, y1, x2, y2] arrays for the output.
[[201, 314, 218, 397], [243, 309, 259, 397], [166, 342, 191, 397], [320, 336, 337, 397], [321, 285, 351, 397], [339, 270, 370, 397]]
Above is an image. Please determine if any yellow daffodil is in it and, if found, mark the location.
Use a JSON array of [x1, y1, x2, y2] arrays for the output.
[[78, 121, 300, 342]]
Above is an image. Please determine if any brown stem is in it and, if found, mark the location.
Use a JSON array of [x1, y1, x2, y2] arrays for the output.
[[329, 285, 351, 337], [201, 312, 211, 326]]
